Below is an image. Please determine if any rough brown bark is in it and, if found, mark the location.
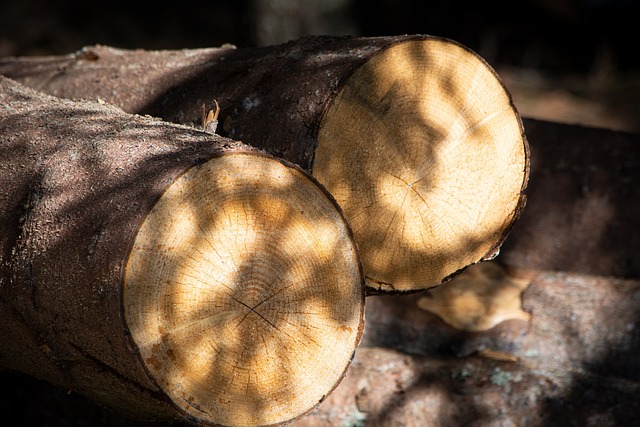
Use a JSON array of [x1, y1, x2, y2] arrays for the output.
[[0, 38, 389, 169], [0, 36, 530, 292], [0, 76, 365, 427]]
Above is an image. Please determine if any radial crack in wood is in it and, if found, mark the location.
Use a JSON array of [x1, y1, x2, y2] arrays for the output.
[[315, 39, 528, 291], [124, 153, 365, 426]]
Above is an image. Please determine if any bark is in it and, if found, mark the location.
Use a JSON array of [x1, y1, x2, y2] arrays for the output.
[[500, 118, 640, 278], [0, 76, 365, 427], [0, 36, 530, 292], [0, 38, 394, 169]]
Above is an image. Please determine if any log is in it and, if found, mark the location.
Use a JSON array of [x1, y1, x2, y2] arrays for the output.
[[0, 76, 365, 427], [0, 35, 530, 292], [501, 118, 640, 278]]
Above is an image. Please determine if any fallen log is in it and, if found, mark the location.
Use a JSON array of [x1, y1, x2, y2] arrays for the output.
[[0, 76, 365, 427], [501, 118, 640, 279], [0, 78, 636, 423], [0, 35, 530, 292]]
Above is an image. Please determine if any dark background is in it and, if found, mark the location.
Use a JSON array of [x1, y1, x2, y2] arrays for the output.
[[1, 1, 639, 426], [2, 0, 640, 133], [2, 0, 640, 76]]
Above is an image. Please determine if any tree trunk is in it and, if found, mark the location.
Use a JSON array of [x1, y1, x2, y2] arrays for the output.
[[0, 76, 365, 427], [0, 35, 530, 292]]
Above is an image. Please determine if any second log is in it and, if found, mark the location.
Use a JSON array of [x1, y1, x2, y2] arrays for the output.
[[0, 35, 530, 292]]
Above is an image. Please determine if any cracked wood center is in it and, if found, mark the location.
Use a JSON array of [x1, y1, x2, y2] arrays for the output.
[[123, 152, 364, 427]]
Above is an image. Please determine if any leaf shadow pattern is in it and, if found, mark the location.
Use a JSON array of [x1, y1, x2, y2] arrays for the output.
[[311, 38, 526, 291], [125, 152, 364, 426]]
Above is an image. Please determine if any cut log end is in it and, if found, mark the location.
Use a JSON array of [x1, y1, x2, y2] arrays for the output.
[[315, 38, 529, 292], [123, 152, 364, 426]]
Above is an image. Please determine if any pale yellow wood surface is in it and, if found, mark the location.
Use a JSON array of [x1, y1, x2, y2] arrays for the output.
[[124, 152, 364, 426], [315, 38, 528, 292]]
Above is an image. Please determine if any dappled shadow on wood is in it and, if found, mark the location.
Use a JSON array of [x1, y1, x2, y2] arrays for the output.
[[124, 153, 363, 425], [5, 37, 640, 426]]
